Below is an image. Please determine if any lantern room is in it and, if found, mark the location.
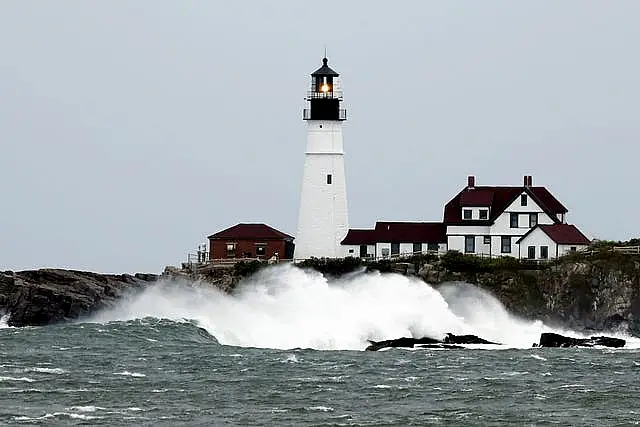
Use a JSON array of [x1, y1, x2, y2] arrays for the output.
[[303, 57, 347, 121]]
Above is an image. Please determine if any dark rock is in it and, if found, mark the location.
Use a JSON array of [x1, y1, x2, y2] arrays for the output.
[[537, 332, 625, 348], [0, 269, 158, 327], [134, 273, 159, 282], [588, 336, 626, 348], [365, 336, 440, 351], [365, 333, 497, 351], [443, 333, 499, 345]]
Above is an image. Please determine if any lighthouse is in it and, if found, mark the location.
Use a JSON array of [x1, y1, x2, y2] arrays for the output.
[[294, 57, 349, 260]]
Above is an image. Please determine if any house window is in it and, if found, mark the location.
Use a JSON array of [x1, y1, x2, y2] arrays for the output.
[[483, 236, 491, 245], [510, 213, 519, 228], [427, 243, 439, 252], [528, 246, 536, 259], [226, 243, 236, 258], [348, 249, 354, 254], [255, 244, 267, 258], [501, 236, 512, 253], [463, 209, 472, 220], [465, 236, 475, 253], [529, 213, 538, 228], [521, 194, 528, 206], [327, 174, 332, 184], [391, 243, 400, 255], [413, 243, 422, 254], [479, 209, 488, 220], [540, 246, 549, 259], [570, 246, 577, 252], [381, 248, 390, 257]]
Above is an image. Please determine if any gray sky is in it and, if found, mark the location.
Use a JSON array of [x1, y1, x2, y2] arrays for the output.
[[2, 1, 639, 273]]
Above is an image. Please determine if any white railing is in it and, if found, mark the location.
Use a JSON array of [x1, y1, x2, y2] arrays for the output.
[[613, 246, 640, 255], [182, 245, 640, 272]]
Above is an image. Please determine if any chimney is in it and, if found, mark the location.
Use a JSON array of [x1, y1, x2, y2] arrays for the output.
[[524, 175, 532, 187], [467, 175, 475, 189]]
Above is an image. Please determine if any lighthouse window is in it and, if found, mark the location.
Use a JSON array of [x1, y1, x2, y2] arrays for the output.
[[327, 174, 332, 184]]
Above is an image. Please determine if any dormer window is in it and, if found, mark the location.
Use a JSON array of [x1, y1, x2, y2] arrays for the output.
[[479, 209, 488, 220], [463, 209, 472, 220], [521, 194, 528, 206]]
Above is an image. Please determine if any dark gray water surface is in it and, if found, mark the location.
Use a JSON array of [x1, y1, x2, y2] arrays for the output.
[[1, 320, 639, 426]]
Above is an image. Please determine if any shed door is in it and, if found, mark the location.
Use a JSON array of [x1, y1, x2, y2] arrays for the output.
[[359, 245, 368, 258], [391, 243, 400, 255]]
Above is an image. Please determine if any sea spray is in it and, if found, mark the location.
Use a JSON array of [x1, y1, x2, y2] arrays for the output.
[[87, 264, 565, 350]]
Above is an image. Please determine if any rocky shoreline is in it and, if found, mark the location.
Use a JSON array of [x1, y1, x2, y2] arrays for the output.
[[2, 249, 640, 335], [0, 269, 158, 327]]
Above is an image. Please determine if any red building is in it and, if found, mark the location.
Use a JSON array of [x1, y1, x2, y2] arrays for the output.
[[208, 223, 295, 260]]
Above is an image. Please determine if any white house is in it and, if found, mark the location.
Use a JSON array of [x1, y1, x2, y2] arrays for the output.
[[516, 224, 591, 260], [443, 175, 582, 258], [341, 222, 447, 258], [337, 175, 589, 261]]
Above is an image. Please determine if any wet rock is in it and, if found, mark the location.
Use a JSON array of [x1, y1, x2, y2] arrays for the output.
[[365, 333, 497, 351], [443, 333, 498, 345], [365, 337, 440, 351], [537, 332, 625, 348], [0, 269, 158, 327]]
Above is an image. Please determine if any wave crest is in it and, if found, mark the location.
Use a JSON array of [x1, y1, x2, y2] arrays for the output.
[[88, 264, 559, 350]]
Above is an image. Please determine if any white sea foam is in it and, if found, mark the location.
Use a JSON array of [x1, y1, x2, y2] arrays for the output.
[[25, 367, 64, 374], [306, 406, 334, 412], [66, 406, 105, 412], [113, 371, 146, 377], [0, 314, 13, 328], [14, 412, 100, 421], [88, 264, 640, 351], [0, 376, 35, 382], [284, 354, 299, 363]]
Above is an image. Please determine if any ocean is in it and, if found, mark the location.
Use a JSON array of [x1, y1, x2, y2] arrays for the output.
[[1, 264, 639, 426]]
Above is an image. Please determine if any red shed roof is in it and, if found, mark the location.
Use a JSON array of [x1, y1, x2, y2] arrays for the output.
[[517, 224, 591, 245], [208, 223, 293, 241], [444, 183, 568, 225], [341, 222, 446, 245]]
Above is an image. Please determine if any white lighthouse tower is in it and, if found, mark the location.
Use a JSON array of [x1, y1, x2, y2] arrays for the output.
[[294, 57, 349, 260]]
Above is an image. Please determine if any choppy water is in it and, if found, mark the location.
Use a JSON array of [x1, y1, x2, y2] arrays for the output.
[[1, 265, 639, 425]]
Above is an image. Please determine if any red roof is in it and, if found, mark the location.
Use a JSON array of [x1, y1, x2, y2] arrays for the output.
[[517, 224, 591, 245], [341, 222, 446, 245], [341, 229, 378, 245], [459, 190, 494, 206], [208, 223, 293, 241], [444, 185, 568, 225]]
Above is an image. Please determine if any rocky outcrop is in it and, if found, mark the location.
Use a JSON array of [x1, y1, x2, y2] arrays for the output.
[[413, 252, 640, 336], [161, 260, 263, 293], [0, 269, 158, 327], [365, 333, 498, 351], [536, 332, 626, 348], [366, 332, 626, 350]]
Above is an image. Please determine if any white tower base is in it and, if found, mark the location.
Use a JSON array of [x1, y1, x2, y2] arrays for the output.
[[295, 120, 349, 260]]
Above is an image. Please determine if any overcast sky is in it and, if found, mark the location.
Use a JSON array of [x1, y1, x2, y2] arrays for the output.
[[2, 1, 639, 273]]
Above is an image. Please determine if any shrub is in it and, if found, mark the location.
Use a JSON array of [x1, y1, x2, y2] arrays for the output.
[[297, 257, 363, 276], [232, 260, 264, 277]]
